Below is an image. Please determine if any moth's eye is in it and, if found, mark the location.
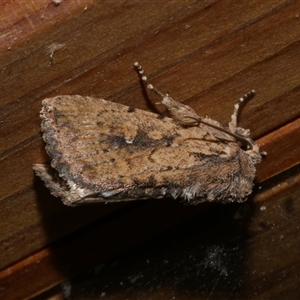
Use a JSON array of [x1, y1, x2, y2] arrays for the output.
[[237, 140, 249, 151]]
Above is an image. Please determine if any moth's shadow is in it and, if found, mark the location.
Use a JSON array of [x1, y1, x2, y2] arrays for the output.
[[73, 201, 256, 298], [136, 67, 168, 116], [32, 157, 133, 270], [34, 185, 256, 298]]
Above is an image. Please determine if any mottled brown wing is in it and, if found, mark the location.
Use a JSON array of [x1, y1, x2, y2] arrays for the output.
[[34, 95, 256, 206]]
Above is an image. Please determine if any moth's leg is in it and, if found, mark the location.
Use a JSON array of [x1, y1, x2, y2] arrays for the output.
[[134, 62, 200, 126], [134, 62, 167, 101], [227, 90, 264, 154], [228, 90, 255, 134]]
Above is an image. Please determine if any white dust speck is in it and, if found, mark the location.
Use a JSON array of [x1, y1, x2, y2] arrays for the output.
[[61, 280, 71, 298]]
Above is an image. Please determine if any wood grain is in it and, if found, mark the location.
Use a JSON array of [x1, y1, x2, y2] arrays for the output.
[[0, 0, 299, 299]]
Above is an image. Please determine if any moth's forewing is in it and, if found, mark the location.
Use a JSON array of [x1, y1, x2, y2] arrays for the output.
[[34, 96, 257, 206]]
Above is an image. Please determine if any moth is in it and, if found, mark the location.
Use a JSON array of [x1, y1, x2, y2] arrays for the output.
[[33, 63, 264, 206]]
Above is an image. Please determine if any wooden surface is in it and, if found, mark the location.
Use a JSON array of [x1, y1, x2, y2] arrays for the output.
[[0, 0, 299, 299]]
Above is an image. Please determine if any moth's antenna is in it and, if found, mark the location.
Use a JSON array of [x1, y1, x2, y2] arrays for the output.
[[134, 62, 258, 151]]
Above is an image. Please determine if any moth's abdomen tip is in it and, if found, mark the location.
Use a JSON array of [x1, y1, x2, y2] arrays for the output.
[[260, 151, 267, 156]]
